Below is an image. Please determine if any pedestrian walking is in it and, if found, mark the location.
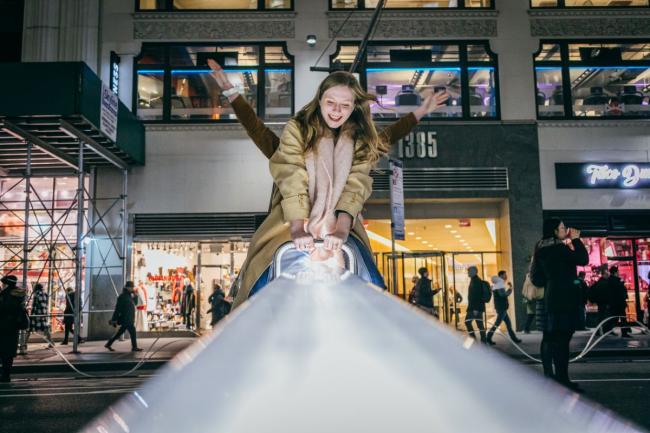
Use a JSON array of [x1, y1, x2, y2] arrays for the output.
[[0, 275, 27, 382], [61, 287, 82, 345], [607, 266, 632, 338], [486, 271, 522, 345], [27, 283, 51, 346], [464, 266, 489, 342], [105, 281, 142, 352], [408, 275, 419, 305], [531, 218, 588, 393]]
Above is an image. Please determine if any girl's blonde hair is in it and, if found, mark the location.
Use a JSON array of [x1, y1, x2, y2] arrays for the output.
[[294, 71, 387, 163]]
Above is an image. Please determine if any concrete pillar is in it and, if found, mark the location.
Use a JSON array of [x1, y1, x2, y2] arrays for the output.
[[22, 0, 61, 62], [22, 0, 100, 72]]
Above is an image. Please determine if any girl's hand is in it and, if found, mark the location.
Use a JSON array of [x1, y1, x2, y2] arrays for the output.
[[413, 90, 450, 120], [290, 220, 315, 252], [207, 59, 238, 101], [324, 212, 352, 251]]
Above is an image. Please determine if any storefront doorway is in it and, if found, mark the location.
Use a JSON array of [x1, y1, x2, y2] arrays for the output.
[[580, 237, 650, 322], [130, 240, 249, 332], [367, 217, 507, 330]]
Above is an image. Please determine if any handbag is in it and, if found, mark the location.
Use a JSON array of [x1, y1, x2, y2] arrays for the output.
[[522, 273, 544, 301]]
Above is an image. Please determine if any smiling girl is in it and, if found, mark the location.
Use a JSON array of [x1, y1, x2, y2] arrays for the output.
[[208, 63, 448, 308]]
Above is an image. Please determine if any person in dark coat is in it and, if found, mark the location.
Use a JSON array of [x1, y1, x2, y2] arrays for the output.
[[27, 283, 51, 347], [207, 284, 229, 327], [182, 281, 196, 330], [588, 268, 611, 334], [607, 266, 631, 338], [531, 218, 589, 393], [105, 281, 142, 352], [465, 266, 488, 342], [486, 271, 522, 345], [0, 275, 26, 382], [61, 287, 82, 345], [415, 267, 441, 317]]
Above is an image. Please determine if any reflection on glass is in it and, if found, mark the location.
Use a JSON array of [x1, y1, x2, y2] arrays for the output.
[[467, 44, 491, 62], [170, 70, 258, 120], [531, 0, 558, 6], [367, 68, 462, 118], [265, 70, 292, 119], [331, 0, 358, 6], [535, 67, 565, 117], [468, 67, 497, 118], [137, 71, 164, 120], [568, 43, 650, 62], [137, 46, 165, 65], [173, 0, 257, 9], [363, 0, 490, 7], [532, 0, 648, 6], [534, 44, 561, 62], [264, 46, 291, 64], [170, 46, 259, 67], [570, 67, 650, 117], [138, 0, 164, 9], [333, 45, 359, 65], [565, 0, 648, 6], [265, 0, 291, 8], [367, 44, 460, 63]]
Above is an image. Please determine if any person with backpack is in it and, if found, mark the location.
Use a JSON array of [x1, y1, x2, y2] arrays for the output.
[[588, 268, 611, 334], [465, 266, 489, 343], [486, 271, 522, 345], [207, 284, 230, 327]]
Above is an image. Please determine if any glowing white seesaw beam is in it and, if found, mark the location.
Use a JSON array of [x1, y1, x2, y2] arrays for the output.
[[83, 269, 643, 433]]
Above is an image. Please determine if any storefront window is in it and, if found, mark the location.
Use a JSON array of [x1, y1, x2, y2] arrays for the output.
[[131, 241, 248, 331], [578, 237, 649, 322], [531, 0, 649, 7], [331, 0, 492, 9], [137, 0, 292, 11], [534, 41, 650, 119], [0, 176, 82, 334], [134, 43, 294, 122], [334, 41, 499, 120]]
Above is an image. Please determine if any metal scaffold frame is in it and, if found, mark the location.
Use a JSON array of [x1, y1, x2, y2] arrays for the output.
[[0, 119, 129, 353]]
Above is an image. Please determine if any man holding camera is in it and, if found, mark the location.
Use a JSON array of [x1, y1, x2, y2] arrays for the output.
[[105, 281, 142, 352]]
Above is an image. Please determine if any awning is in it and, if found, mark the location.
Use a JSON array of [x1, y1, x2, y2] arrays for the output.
[[0, 62, 144, 175]]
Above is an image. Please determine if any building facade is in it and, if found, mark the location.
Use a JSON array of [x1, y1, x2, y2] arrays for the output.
[[9, 0, 650, 336]]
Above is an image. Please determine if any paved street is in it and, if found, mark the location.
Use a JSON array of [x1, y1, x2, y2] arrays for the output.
[[2, 357, 649, 433]]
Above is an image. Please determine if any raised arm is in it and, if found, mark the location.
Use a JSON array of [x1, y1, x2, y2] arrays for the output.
[[207, 59, 278, 159], [378, 90, 449, 149]]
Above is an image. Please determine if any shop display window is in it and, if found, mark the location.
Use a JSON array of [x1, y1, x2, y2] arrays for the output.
[[137, 0, 292, 11], [134, 43, 294, 123], [534, 41, 650, 119], [331, 0, 492, 9], [131, 241, 249, 331], [332, 41, 499, 120], [531, 0, 649, 7], [0, 176, 83, 334], [577, 237, 649, 322]]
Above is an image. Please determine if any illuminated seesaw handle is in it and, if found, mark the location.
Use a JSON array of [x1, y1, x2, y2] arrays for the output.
[[271, 240, 357, 280]]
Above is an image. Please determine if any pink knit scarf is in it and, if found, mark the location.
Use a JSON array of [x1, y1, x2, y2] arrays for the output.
[[304, 133, 354, 241]]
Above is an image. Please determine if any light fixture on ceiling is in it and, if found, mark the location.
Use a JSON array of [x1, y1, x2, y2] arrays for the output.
[[455, 235, 462, 239], [416, 236, 422, 240], [306, 34, 317, 47], [450, 230, 457, 234], [444, 224, 452, 229], [407, 232, 415, 236]]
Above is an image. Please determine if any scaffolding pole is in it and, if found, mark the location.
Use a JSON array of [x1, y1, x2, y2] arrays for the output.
[[122, 169, 128, 285], [73, 142, 85, 354]]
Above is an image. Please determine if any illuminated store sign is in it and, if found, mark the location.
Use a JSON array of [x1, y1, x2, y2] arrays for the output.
[[556, 163, 650, 189], [109, 51, 120, 94]]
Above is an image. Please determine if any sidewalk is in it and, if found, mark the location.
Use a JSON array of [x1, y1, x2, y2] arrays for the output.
[[13, 337, 196, 374], [490, 329, 650, 361]]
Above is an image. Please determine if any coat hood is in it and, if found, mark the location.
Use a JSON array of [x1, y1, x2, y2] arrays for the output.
[[491, 276, 506, 290]]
